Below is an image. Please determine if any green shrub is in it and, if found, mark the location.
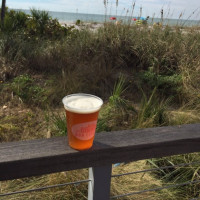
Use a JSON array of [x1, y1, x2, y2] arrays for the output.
[[3, 10, 28, 32], [109, 74, 127, 108], [25, 9, 75, 39], [75, 19, 82, 25], [45, 111, 67, 136], [11, 74, 47, 105], [138, 70, 183, 97], [97, 75, 136, 132], [133, 88, 170, 128], [1, 9, 75, 40]]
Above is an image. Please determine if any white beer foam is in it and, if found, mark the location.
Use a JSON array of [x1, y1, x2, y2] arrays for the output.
[[62, 94, 103, 114]]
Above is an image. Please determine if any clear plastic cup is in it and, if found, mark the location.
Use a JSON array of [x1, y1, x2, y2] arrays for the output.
[[62, 93, 103, 150]]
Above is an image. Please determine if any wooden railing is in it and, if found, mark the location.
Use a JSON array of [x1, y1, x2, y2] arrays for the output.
[[0, 123, 200, 199]]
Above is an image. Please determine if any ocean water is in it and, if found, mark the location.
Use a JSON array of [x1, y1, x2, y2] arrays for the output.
[[15, 9, 200, 27]]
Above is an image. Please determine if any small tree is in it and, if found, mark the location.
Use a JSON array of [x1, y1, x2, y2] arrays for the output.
[[1, 0, 6, 26]]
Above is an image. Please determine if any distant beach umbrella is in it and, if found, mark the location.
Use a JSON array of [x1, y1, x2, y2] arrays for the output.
[[110, 17, 116, 20], [132, 18, 137, 21]]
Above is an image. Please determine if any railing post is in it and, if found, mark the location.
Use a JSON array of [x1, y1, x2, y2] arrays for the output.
[[88, 165, 112, 200]]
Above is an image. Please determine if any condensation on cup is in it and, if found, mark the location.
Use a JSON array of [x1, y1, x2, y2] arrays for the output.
[[62, 93, 103, 150]]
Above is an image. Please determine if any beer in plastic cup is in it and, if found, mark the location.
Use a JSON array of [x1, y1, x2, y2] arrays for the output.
[[62, 93, 103, 150]]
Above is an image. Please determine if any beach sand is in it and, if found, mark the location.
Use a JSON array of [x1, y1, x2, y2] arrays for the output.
[[60, 21, 200, 34], [60, 21, 104, 31]]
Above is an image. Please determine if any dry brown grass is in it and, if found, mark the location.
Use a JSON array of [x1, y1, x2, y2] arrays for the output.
[[0, 105, 47, 142], [1, 169, 88, 200], [168, 110, 200, 125], [180, 59, 200, 108], [1, 161, 178, 200], [111, 161, 178, 200]]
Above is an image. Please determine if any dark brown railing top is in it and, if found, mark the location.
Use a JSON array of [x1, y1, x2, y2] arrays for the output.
[[0, 123, 200, 181]]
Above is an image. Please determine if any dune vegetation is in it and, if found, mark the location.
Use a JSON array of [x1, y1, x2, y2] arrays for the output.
[[0, 8, 200, 199]]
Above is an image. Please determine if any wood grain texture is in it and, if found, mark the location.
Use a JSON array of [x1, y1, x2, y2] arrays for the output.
[[0, 123, 200, 181]]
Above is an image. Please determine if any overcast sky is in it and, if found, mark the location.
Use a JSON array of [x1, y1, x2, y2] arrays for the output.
[[6, 0, 200, 20]]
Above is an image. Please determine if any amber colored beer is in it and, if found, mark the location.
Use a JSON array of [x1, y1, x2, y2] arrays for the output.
[[62, 94, 103, 150]]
